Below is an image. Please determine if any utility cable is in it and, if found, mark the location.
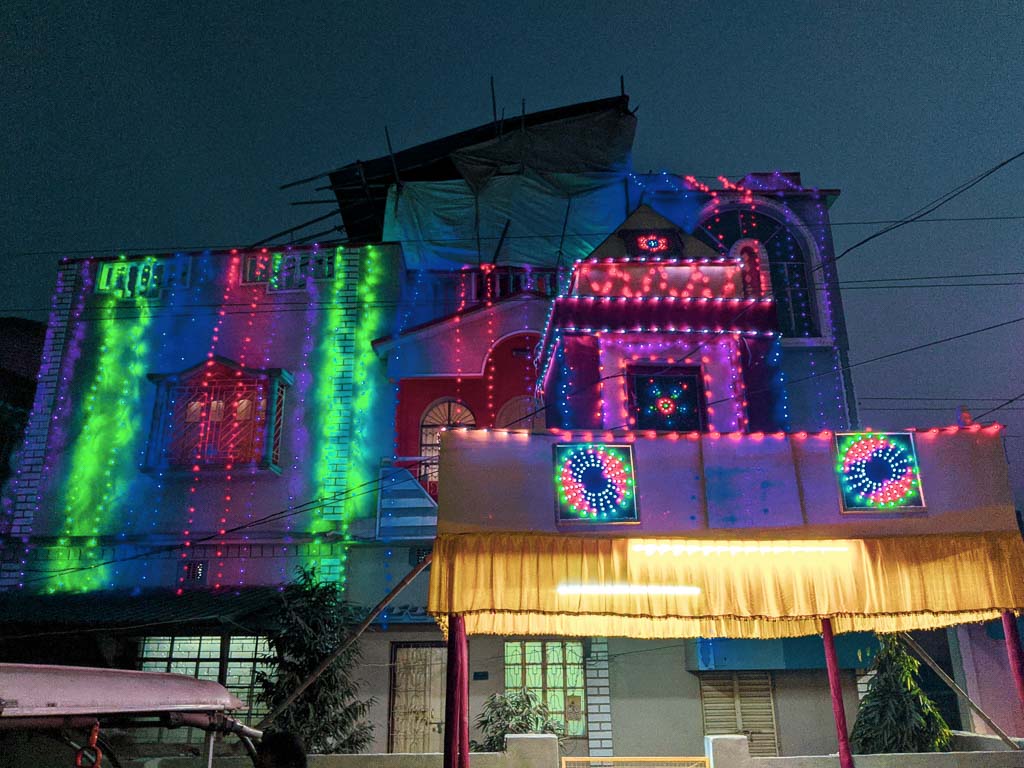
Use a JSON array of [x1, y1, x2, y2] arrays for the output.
[[974, 391, 1024, 421], [813, 148, 1024, 272]]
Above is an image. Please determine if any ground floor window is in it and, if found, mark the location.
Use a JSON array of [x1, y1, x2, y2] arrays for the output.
[[699, 671, 779, 757], [137, 635, 273, 743], [504, 640, 587, 737]]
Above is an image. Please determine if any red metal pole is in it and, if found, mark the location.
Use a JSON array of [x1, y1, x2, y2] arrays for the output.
[[822, 618, 854, 768], [1002, 611, 1024, 715], [457, 615, 470, 768], [443, 615, 463, 768]]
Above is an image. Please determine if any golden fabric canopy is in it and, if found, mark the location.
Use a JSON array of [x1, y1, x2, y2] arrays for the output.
[[428, 531, 1024, 639]]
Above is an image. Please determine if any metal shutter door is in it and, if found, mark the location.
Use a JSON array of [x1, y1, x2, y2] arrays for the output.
[[699, 671, 779, 757]]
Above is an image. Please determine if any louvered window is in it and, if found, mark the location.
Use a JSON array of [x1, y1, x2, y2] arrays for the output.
[[699, 671, 779, 757]]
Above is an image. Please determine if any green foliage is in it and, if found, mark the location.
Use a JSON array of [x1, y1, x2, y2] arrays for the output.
[[256, 566, 374, 754], [470, 688, 565, 752], [850, 634, 952, 754]]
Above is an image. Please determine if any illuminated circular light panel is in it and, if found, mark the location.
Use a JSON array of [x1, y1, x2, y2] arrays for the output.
[[636, 234, 670, 253], [835, 432, 924, 510], [554, 443, 638, 523]]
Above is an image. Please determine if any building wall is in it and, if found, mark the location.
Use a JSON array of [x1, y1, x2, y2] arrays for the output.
[[773, 669, 860, 757], [607, 641, 862, 759], [608, 639, 705, 756], [957, 623, 1024, 737], [1, 247, 404, 591]]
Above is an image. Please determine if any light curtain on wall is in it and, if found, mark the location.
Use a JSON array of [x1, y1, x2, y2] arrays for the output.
[[428, 532, 1024, 639]]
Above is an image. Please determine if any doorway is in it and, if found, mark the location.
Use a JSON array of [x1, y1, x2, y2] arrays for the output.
[[389, 642, 447, 753]]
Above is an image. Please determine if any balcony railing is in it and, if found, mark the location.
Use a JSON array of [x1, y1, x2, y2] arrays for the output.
[[376, 457, 439, 541]]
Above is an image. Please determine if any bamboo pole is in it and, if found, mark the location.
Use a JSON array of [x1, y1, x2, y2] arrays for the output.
[[256, 554, 432, 730], [897, 631, 1020, 751]]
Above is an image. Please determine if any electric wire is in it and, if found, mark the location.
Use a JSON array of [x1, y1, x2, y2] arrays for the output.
[[812, 148, 1024, 272]]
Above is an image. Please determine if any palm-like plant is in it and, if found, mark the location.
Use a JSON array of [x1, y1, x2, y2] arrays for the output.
[[850, 634, 952, 754]]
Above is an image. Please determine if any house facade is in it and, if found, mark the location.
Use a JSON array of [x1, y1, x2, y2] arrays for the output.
[[1, 97, 1020, 756]]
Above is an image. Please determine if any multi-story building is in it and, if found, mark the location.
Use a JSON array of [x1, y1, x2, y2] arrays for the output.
[[1, 96, 1020, 757]]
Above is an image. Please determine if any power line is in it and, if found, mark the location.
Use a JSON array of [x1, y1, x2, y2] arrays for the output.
[[858, 396, 1022, 401], [2, 211, 1024, 261], [707, 314, 1024, 408], [14, 469, 402, 587], [814, 148, 1024, 272], [859, 407, 1024, 412], [975, 391, 1024, 420], [2, 273, 1021, 318]]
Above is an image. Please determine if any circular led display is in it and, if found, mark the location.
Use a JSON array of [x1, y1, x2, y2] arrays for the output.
[[556, 445, 635, 519], [837, 433, 922, 508]]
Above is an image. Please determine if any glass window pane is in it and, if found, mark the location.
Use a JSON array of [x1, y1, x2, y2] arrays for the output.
[[565, 642, 583, 664], [525, 664, 543, 688], [547, 690, 564, 715], [523, 642, 542, 664], [545, 643, 563, 665], [547, 663, 564, 690], [505, 666, 521, 689], [567, 665, 583, 688], [504, 642, 522, 667]]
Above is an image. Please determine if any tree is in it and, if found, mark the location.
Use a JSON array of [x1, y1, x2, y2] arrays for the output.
[[850, 634, 952, 754], [470, 688, 565, 752], [256, 566, 374, 754]]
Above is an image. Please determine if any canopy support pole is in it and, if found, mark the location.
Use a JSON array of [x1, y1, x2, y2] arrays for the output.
[[1002, 611, 1024, 715], [444, 614, 469, 768], [822, 618, 854, 768]]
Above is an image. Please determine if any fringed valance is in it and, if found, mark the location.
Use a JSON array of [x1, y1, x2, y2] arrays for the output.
[[428, 532, 1024, 638]]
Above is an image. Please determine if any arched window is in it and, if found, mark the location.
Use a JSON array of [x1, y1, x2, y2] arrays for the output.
[[495, 395, 543, 429], [696, 208, 820, 337], [419, 400, 476, 482]]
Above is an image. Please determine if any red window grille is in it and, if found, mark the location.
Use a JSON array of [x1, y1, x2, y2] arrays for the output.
[[147, 358, 292, 472]]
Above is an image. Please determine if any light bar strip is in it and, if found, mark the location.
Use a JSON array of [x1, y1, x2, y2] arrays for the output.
[[631, 542, 850, 556], [557, 583, 702, 596]]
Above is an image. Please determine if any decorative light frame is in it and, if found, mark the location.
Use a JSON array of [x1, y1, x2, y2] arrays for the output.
[[553, 443, 639, 524], [834, 431, 925, 512]]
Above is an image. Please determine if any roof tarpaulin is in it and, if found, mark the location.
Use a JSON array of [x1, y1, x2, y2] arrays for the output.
[[384, 171, 630, 270], [450, 105, 636, 191]]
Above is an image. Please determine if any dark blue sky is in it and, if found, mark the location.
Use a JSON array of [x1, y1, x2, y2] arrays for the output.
[[2, 1, 1022, 498]]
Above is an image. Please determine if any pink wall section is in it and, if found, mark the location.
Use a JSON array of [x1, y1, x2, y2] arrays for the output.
[[958, 624, 1024, 736], [395, 333, 540, 456]]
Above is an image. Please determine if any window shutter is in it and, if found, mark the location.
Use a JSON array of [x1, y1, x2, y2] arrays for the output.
[[700, 671, 779, 757]]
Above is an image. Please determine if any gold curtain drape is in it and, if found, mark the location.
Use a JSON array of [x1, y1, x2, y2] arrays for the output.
[[428, 532, 1024, 639]]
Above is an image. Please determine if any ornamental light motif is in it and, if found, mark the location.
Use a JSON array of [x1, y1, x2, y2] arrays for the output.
[[835, 432, 925, 511]]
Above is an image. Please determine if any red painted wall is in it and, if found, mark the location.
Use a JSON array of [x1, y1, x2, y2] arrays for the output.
[[395, 333, 539, 456]]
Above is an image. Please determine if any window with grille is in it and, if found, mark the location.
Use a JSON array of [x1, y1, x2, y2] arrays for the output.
[[504, 641, 586, 737], [628, 365, 706, 432], [495, 396, 543, 429], [418, 400, 475, 484], [240, 251, 336, 290], [699, 671, 779, 757], [146, 358, 292, 472], [95, 257, 191, 299], [136, 635, 274, 743]]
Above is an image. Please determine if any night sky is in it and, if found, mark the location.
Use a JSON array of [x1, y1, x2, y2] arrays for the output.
[[2, 2, 1022, 500]]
